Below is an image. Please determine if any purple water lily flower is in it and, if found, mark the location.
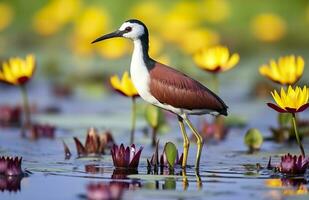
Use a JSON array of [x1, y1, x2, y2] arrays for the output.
[[111, 144, 143, 169], [0, 176, 22, 192], [0, 156, 23, 176], [280, 154, 309, 174]]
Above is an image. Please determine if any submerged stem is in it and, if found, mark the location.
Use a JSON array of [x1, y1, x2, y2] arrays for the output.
[[20, 85, 32, 133], [130, 97, 136, 144], [292, 113, 305, 157]]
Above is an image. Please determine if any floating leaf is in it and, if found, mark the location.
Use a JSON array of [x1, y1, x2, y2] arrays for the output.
[[164, 142, 177, 168]]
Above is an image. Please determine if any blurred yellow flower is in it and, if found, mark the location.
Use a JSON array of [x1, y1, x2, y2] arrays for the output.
[[251, 13, 286, 42], [180, 28, 220, 55], [155, 54, 170, 65], [0, 2, 13, 31], [160, 1, 200, 43], [193, 45, 239, 73], [202, 0, 230, 23], [268, 86, 309, 113], [283, 185, 308, 196], [72, 6, 110, 56], [259, 55, 304, 85], [96, 38, 131, 59], [265, 179, 282, 188], [129, 1, 163, 32], [33, 0, 81, 36], [0, 55, 35, 85], [149, 35, 164, 57], [110, 71, 139, 98]]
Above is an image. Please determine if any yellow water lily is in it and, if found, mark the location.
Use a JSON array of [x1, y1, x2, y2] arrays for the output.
[[251, 13, 286, 42], [268, 86, 309, 113], [110, 71, 139, 98], [193, 45, 239, 73], [0, 55, 36, 85], [260, 55, 304, 85]]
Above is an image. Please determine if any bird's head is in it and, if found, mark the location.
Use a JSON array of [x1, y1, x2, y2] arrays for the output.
[[92, 19, 148, 44]]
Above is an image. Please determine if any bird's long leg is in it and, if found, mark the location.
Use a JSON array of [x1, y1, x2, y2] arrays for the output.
[[183, 115, 203, 169], [178, 116, 190, 168]]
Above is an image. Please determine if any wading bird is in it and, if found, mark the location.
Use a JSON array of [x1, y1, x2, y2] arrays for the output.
[[92, 19, 228, 169]]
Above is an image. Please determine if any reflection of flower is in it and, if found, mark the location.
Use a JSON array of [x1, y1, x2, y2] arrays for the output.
[[268, 86, 309, 114], [193, 45, 239, 73], [0, 157, 23, 176], [0, 105, 21, 127], [111, 144, 143, 169], [31, 123, 55, 139], [0, 176, 22, 192], [0, 55, 35, 86], [259, 55, 304, 85], [72, 128, 115, 157], [87, 182, 125, 200], [251, 13, 286, 42], [265, 178, 308, 196], [110, 72, 139, 98]]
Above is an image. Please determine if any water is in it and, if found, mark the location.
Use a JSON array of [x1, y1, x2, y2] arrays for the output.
[[0, 81, 308, 200]]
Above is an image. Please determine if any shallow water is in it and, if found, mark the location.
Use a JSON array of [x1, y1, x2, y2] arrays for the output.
[[0, 82, 309, 200]]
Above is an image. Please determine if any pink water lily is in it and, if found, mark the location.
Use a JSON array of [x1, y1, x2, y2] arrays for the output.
[[111, 144, 143, 169], [280, 154, 309, 174], [87, 182, 125, 200], [268, 153, 309, 175], [0, 156, 23, 176]]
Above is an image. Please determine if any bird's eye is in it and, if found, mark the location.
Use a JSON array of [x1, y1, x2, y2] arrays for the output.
[[125, 26, 132, 32]]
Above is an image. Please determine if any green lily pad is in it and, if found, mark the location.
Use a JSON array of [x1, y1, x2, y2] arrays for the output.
[[164, 142, 177, 168]]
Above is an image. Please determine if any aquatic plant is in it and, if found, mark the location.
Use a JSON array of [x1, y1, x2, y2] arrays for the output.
[[199, 117, 229, 142], [111, 144, 143, 169], [259, 55, 304, 86], [268, 86, 308, 156], [144, 104, 167, 146], [0, 176, 22, 192], [71, 128, 115, 157], [0, 55, 35, 130], [0, 156, 23, 176], [268, 153, 309, 175], [110, 71, 139, 144], [147, 141, 183, 172], [244, 128, 263, 152]]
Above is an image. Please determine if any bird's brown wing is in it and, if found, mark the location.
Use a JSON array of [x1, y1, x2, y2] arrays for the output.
[[149, 62, 228, 115]]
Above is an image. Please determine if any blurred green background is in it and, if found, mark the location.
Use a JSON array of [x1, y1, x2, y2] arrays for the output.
[[0, 0, 308, 95]]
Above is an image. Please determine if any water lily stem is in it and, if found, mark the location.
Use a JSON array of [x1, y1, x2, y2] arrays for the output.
[[212, 74, 219, 94], [130, 97, 136, 144], [292, 113, 305, 157], [151, 127, 158, 147], [20, 85, 32, 133]]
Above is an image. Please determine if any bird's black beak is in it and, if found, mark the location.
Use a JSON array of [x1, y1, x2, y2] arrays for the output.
[[91, 30, 124, 44]]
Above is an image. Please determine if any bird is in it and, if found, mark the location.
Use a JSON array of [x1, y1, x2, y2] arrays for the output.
[[92, 19, 228, 169]]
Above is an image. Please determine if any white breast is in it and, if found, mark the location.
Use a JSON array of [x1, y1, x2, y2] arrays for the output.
[[130, 40, 157, 105]]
